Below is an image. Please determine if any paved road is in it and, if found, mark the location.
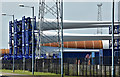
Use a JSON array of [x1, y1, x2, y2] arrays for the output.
[[1, 72, 28, 77]]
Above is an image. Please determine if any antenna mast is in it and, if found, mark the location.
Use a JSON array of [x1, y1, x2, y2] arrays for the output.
[[97, 3, 102, 34]]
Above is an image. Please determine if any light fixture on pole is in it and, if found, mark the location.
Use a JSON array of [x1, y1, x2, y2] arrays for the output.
[[19, 4, 35, 75], [19, 4, 24, 7], [2, 13, 15, 72], [111, 0, 115, 77]]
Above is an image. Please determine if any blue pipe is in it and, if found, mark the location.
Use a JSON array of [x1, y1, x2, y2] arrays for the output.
[[22, 16, 25, 57], [9, 21, 13, 56]]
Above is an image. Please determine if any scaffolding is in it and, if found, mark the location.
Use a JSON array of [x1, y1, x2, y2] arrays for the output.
[[8, 16, 37, 59], [37, 0, 62, 58]]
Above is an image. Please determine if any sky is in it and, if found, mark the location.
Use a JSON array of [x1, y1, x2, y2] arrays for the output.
[[1, 1, 119, 49]]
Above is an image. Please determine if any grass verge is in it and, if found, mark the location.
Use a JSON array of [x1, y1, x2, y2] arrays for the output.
[[1, 69, 80, 77], [1, 69, 59, 75]]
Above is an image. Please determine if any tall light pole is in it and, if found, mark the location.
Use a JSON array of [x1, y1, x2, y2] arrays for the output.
[[19, 4, 35, 75], [2, 13, 15, 72], [60, 1, 63, 77], [112, 0, 115, 76]]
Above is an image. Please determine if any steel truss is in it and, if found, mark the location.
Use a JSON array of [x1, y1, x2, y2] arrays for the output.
[[8, 16, 37, 59], [37, 0, 62, 58]]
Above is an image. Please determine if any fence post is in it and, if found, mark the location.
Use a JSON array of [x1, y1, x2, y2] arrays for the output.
[[105, 65, 106, 76], [76, 58, 78, 76], [93, 61, 94, 76], [96, 64, 98, 76], [54, 58, 55, 73], [119, 63, 120, 77], [83, 60, 84, 76], [90, 58, 91, 76], [100, 57, 102, 76], [55, 59, 57, 74], [86, 58, 87, 76], [78, 59, 80, 76], [48, 59, 49, 72], [109, 65, 111, 77], [68, 59, 69, 75], [114, 65, 116, 77], [51, 58, 53, 73]]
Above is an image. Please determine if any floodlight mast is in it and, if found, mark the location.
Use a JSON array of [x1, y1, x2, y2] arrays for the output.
[[19, 4, 35, 75], [2, 13, 15, 73], [111, 0, 115, 77]]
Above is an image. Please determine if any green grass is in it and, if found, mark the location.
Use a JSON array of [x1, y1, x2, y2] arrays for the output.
[[1, 69, 59, 75], [1, 69, 81, 77]]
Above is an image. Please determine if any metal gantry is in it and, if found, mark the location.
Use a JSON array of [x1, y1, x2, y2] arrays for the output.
[[38, 0, 62, 58], [7, 0, 63, 74], [38, 0, 63, 76], [8, 16, 37, 72], [9, 21, 13, 58]]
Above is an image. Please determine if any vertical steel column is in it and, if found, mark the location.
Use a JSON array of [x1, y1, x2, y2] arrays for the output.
[[32, 6, 35, 75], [12, 15, 15, 72], [40, 0, 45, 57], [39, 0, 44, 58], [26, 18, 30, 58], [34, 16, 36, 72], [56, 0, 60, 55], [22, 16, 25, 57], [34, 16, 36, 57], [22, 16, 26, 71], [9, 21, 13, 56], [13, 19, 17, 72], [18, 21, 22, 56], [14, 19, 18, 57], [60, 0, 63, 77], [112, 0, 115, 76], [38, 0, 41, 58]]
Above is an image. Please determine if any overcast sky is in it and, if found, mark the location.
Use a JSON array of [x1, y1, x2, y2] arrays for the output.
[[1, 1, 119, 49]]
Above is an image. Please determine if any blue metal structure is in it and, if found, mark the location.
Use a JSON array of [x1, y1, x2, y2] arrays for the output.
[[22, 16, 25, 59], [14, 19, 18, 59], [17, 20, 22, 59], [23, 16, 33, 59], [9, 21, 13, 56], [25, 17, 30, 58], [6, 16, 37, 60]]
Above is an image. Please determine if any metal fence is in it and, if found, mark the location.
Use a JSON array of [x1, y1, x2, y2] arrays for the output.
[[2, 56, 120, 76]]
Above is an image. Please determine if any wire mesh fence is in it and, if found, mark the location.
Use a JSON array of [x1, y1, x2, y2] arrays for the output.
[[2, 56, 120, 76]]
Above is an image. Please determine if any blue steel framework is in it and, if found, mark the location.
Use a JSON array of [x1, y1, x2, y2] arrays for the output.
[[7, 16, 36, 60], [6, 1, 62, 60], [14, 19, 18, 59], [17, 20, 22, 59], [6, 15, 54, 60], [22, 16, 25, 59], [21, 16, 35, 59], [9, 21, 13, 57]]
